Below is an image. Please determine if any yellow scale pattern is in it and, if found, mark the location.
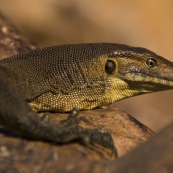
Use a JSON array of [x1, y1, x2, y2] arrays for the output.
[[1, 43, 173, 113]]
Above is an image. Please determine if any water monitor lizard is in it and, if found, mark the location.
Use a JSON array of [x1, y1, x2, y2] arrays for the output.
[[0, 43, 173, 156]]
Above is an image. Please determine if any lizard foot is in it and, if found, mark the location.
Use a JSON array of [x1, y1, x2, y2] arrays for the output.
[[56, 108, 118, 157]]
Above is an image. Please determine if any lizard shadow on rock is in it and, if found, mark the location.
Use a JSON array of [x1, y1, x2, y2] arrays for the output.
[[0, 127, 20, 137], [128, 115, 154, 134]]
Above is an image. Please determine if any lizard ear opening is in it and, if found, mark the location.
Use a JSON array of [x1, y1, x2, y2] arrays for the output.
[[105, 60, 115, 75]]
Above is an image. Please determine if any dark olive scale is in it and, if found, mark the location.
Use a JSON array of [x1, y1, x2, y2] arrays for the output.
[[0, 43, 173, 112]]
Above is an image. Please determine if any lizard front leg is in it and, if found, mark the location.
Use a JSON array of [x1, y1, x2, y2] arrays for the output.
[[0, 79, 117, 157]]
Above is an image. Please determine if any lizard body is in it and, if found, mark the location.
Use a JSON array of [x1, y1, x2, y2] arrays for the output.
[[0, 43, 173, 156], [0, 43, 173, 112]]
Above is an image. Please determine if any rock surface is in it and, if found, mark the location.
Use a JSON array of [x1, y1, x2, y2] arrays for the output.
[[0, 109, 153, 172]]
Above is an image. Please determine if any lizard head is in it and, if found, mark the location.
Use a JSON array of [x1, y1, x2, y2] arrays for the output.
[[95, 44, 173, 102]]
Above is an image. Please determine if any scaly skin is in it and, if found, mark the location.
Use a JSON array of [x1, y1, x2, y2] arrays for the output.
[[0, 43, 173, 157], [0, 43, 173, 112]]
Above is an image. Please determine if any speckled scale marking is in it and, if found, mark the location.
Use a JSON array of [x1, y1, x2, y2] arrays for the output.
[[0, 43, 173, 112]]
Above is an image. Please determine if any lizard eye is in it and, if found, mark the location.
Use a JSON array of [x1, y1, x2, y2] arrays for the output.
[[146, 58, 157, 68], [105, 60, 115, 74]]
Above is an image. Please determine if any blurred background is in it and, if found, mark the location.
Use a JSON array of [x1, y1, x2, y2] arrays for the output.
[[0, 0, 173, 132]]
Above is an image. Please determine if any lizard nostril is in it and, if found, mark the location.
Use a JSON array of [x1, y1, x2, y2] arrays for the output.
[[105, 60, 115, 75], [146, 58, 157, 68]]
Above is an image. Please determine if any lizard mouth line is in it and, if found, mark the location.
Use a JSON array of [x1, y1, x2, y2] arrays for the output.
[[123, 73, 173, 84]]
